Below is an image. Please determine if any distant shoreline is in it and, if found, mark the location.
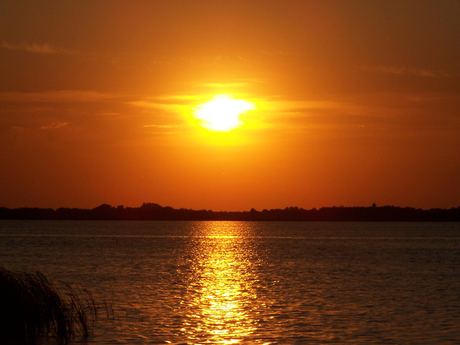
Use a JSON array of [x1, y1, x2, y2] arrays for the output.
[[1, 203, 460, 222]]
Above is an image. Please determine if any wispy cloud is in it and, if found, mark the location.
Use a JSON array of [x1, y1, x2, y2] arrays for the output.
[[142, 124, 183, 135], [0, 90, 116, 103], [11, 126, 25, 133], [259, 50, 297, 56], [143, 124, 182, 128], [1, 41, 75, 55], [195, 82, 250, 89], [40, 122, 69, 130], [129, 95, 201, 113], [361, 65, 438, 77]]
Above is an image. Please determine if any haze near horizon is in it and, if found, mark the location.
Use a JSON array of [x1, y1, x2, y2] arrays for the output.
[[1, 1, 459, 211]]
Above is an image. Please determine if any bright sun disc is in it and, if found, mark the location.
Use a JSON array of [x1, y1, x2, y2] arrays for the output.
[[193, 95, 255, 132]]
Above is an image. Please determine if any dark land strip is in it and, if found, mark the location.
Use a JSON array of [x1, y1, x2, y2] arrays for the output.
[[1, 203, 460, 221]]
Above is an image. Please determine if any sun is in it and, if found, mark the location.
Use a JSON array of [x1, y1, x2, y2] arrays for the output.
[[193, 95, 255, 132]]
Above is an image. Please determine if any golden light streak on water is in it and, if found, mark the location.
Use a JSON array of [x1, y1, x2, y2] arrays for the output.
[[182, 222, 259, 344]]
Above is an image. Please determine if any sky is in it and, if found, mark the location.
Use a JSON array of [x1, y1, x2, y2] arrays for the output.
[[1, 0, 459, 211]]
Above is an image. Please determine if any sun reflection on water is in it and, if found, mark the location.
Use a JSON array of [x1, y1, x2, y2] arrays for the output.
[[182, 222, 258, 344]]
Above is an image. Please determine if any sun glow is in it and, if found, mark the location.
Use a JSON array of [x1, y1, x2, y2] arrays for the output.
[[193, 95, 255, 132]]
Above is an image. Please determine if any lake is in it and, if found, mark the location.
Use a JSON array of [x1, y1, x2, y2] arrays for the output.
[[1, 220, 460, 344]]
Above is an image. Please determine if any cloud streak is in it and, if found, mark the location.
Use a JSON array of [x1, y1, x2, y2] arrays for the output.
[[40, 122, 69, 130], [361, 65, 438, 77], [1, 41, 75, 55], [143, 124, 182, 128], [0, 90, 117, 103]]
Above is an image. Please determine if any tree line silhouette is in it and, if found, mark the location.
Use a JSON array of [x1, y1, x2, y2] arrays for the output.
[[1, 203, 460, 221]]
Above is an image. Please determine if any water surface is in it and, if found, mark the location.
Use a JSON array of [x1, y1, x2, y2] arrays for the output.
[[1, 221, 460, 344]]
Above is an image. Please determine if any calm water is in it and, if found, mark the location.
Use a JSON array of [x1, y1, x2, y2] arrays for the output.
[[1, 220, 460, 344]]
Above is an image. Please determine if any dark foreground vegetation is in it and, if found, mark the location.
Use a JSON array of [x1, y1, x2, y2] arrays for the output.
[[1, 203, 460, 221], [0, 267, 97, 345]]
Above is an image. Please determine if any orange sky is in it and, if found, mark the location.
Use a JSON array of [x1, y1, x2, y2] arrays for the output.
[[1, 1, 459, 211]]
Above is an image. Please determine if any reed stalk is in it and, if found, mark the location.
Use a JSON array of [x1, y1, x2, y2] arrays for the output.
[[0, 267, 97, 345]]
